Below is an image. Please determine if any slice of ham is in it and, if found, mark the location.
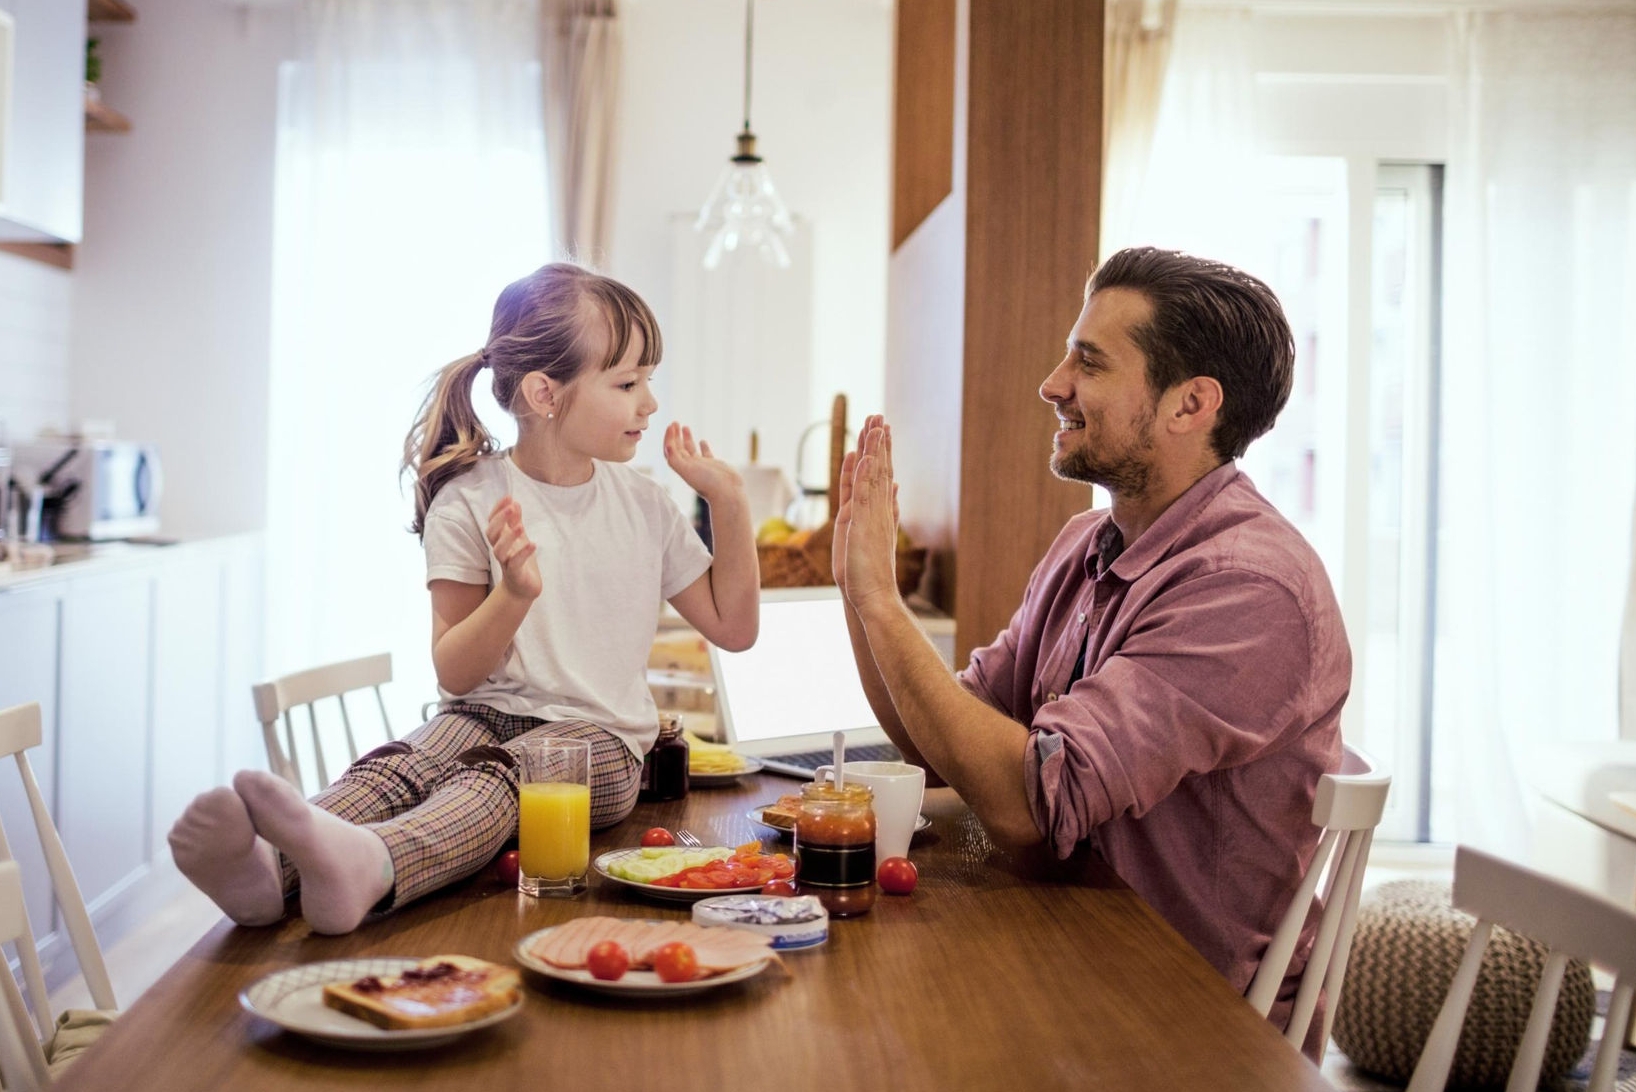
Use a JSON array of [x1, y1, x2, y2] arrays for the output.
[[528, 918, 778, 977]]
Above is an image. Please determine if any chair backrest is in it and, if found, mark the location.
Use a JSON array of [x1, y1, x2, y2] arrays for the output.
[[1407, 845, 1636, 1092], [1246, 742, 1392, 1056], [0, 860, 51, 1092], [252, 652, 395, 795], [0, 703, 117, 1050]]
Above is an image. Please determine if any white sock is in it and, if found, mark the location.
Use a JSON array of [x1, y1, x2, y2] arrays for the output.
[[167, 786, 285, 927], [233, 770, 395, 936]]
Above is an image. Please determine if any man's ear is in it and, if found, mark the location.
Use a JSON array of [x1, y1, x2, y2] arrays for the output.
[[1168, 376, 1223, 436]]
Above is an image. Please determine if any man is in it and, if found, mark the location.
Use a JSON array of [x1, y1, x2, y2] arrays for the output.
[[832, 247, 1349, 1059]]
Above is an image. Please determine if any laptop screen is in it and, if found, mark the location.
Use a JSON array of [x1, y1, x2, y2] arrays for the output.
[[711, 589, 882, 749]]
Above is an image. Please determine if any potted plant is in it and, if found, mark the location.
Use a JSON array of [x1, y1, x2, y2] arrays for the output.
[[85, 37, 102, 103]]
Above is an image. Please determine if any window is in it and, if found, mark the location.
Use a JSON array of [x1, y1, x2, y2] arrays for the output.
[[1245, 157, 1443, 841]]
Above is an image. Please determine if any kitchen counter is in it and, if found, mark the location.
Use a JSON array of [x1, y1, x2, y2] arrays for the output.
[[0, 539, 184, 590]]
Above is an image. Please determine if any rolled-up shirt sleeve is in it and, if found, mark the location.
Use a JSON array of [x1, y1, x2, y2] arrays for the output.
[[1026, 569, 1317, 859], [955, 601, 1026, 720]]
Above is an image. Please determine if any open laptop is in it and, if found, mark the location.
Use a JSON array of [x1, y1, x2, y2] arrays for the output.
[[709, 586, 901, 779]]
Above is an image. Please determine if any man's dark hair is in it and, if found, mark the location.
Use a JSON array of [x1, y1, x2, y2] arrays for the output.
[[1087, 247, 1294, 461]]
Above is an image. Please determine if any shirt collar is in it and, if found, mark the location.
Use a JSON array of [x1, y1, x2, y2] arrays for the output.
[[1096, 462, 1242, 583]]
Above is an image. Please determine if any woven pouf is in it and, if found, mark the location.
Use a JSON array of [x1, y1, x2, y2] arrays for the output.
[[1332, 880, 1594, 1088]]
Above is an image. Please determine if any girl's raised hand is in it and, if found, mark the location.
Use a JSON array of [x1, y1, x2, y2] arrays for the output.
[[486, 496, 541, 601], [663, 422, 743, 503]]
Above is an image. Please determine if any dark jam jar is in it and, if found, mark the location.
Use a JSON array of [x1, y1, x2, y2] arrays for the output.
[[639, 714, 689, 802], [793, 782, 876, 917]]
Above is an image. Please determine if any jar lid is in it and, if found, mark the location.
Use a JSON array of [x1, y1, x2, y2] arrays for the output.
[[799, 781, 873, 806], [656, 714, 683, 740]]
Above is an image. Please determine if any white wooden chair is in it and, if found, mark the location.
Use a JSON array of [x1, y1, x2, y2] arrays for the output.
[[0, 702, 117, 1089], [1407, 845, 1636, 1092], [0, 861, 50, 1092], [1246, 743, 1392, 1056], [252, 652, 396, 796]]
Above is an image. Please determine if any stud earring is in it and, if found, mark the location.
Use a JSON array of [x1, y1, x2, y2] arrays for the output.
[[547, 412, 555, 420]]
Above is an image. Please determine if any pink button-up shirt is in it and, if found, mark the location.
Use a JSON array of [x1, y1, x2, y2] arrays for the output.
[[959, 462, 1349, 1014]]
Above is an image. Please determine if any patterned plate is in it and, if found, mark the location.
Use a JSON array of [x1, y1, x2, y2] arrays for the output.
[[239, 958, 522, 1051]]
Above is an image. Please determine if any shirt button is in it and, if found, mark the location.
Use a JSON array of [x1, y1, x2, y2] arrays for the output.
[[1047, 692, 1058, 702], [1077, 612, 1086, 623]]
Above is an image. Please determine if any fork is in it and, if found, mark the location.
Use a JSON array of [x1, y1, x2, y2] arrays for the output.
[[675, 829, 703, 848]]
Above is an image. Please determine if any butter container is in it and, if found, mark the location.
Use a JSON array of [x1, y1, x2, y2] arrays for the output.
[[692, 894, 829, 950]]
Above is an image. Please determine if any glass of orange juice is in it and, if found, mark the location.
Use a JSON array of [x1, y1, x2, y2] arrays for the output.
[[515, 736, 591, 897]]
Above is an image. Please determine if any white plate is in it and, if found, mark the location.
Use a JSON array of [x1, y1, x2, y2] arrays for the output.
[[747, 805, 931, 841], [593, 848, 767, 902], [688, 754, 764, 786], [514, 925, 773, 997], [239, 958, 523, 1051]]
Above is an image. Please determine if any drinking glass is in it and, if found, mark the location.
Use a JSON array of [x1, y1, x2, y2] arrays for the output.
[[515, 736, 591, 897]]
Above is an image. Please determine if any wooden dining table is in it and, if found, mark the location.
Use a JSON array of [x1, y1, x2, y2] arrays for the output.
[[56, 775, 1335, 1091]]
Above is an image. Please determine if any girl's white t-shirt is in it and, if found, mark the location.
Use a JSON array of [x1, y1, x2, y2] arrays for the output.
[[422, 452, 712, 758]]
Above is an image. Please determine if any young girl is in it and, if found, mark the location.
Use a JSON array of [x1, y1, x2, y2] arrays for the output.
[[168, 263, 759, 934]]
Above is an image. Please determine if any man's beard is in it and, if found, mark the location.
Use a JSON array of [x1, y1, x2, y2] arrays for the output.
[[1049, 405, 1158, 497]]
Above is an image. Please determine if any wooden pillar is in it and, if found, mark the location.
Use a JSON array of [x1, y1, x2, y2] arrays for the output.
[[888, 0, 1103, 663]]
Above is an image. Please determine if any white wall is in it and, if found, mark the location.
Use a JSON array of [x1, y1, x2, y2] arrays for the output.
[[68, 0, 289, 540], [612, 0, 892, 478], [0, 253, 72, 446]]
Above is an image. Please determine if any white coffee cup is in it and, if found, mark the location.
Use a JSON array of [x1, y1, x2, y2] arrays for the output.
[[812, 760, 926, 862]]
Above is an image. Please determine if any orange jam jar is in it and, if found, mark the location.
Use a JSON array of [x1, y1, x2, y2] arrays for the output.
[[793, 781, 876, 917]]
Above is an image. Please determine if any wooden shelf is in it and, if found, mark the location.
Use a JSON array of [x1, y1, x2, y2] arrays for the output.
[[84, 98, 131, 133], [0, 243, 75, 270], [88, 0, 136, 23]]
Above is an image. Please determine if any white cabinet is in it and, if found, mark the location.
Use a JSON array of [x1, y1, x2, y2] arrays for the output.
[[0, 582, 63, 940], [149, 554, 224, 859], [0, 0, 86, 243], [58, 569, 152, 910], [0, 535, 262, 987]]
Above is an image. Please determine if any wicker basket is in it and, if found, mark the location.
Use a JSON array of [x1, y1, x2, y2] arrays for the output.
[[756, 394, 927, 598]]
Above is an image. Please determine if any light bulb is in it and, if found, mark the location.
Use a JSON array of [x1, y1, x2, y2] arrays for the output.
[[695, 131, 794, 270]]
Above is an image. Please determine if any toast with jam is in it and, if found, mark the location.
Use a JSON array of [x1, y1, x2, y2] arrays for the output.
[[321, 955, 520, 1030]]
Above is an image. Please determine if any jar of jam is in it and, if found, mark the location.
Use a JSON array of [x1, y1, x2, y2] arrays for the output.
[[639, 714, 689, 802], [793, 781, 876, 917]]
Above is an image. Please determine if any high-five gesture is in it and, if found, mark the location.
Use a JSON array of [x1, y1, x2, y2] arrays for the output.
[[486, 496, 541, 600], [833, 415, 899, 608], [663, 422, 743, 504]]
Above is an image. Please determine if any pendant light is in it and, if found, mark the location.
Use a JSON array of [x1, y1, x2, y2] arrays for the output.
[[694, 0, 794, 269]]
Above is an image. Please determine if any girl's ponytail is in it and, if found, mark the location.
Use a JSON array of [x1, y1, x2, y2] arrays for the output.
[[402, 350, 495, 537]]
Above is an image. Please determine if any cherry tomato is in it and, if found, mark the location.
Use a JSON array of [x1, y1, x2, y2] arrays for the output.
[[652, 941, 699, 983], [761, 880, 798, 896], [877, 856, 918, 895], [641, 827, 675, 847], [586, 940, 630, 982], [495, 850, 520, 887]]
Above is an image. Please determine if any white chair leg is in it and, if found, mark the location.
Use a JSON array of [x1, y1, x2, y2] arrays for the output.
[[1407, 920, 1495, 1092], [1503, 949, 1567, 1092], [1589, 980, 1635, 1092]]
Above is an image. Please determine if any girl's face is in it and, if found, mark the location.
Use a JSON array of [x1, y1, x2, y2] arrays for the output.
[[553, 330, 658, 464]]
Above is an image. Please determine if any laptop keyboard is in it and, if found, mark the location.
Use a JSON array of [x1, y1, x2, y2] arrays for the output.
[[769, 742, 901, 771]]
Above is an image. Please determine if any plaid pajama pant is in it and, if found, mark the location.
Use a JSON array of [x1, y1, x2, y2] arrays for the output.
[[284, 702, 640, 911]]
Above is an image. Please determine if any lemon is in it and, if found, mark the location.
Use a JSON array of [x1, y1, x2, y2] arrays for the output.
[[756, 517, 797, 545]]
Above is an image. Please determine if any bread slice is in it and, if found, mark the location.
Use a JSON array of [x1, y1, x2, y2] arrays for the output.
[[760, 794, 803, 831], [322, 954, 520, 1030]]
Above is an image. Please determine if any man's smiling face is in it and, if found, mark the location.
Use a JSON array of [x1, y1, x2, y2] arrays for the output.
[[1038, 287, 1163, 497]]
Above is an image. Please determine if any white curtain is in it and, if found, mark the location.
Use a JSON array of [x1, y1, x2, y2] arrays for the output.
[[1437, 10, 1636, 852], [1100, 0, 1177, 260], [541, 0, 621, 264], [266, 0, 550, 730], [1118, 6, 1259, 269]]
